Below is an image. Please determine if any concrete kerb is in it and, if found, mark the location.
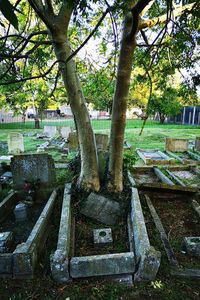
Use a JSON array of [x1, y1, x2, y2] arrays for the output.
[[70, 252, 135, 278], [51, 184, 71, 283], [13, 189, 57, 278], [130, 187, 161, 281]]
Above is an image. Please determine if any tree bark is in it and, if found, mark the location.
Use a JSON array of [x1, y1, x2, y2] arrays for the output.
[[108, 13, 137, 192], [51, 30, 100, 191]]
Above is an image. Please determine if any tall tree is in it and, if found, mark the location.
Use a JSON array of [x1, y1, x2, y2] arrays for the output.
[[0, 0, 199, 192]]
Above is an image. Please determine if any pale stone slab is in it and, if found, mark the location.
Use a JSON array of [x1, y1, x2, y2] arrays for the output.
[[44, 125, 57, 138], [59, 127, 71, 139], [70, 252, 135, 278], [81, 193, 121, 225], [8, 133, 24, 154]]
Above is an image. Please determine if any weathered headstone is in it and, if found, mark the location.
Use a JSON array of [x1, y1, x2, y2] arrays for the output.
[[43, 126, 57, 138], [195, 137, 200, 152], [10, 153, 56, 190], [8, 133, 24, 154], [165, 138, 189, 152], [14, 203, 28, 222], [183, 237, 200, 257], [59, 127, 71, 139], [81, 193, 121, 225], [68, 132, 79, 151], [95, 134, 109, 151]]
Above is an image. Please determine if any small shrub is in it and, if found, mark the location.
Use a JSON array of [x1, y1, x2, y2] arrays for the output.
[[123, 150, 137, 170]]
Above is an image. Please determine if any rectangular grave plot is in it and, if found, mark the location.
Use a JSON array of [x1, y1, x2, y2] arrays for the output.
[[136, 149, 175, 165], [13, 189, 57, 278], [130, 167, 198, 194], [141, 193, 200, 270], [131, 167, 161, 185], [174, 152, 200, 165], [169, 169, 200, 188], [0, 201, 48, 253], [0, 190, 56, 278]]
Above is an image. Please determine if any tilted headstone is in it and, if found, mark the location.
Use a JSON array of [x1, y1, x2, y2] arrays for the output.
[[81, 193, 121, 225], [165, 138, 189, 152], [68, 132, 79, 151], [8, 133, 24, 154], [10, 153, 56, 190], [43, 126, 57, 138]]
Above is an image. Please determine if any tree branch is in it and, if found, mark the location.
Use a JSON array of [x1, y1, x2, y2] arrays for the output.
[[140, 2, 199, 30], [0, 60, 62, 85], [65, 9, 109, 64]]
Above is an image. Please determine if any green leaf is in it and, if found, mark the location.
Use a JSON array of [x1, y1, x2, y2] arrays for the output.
[[0, 0, 18, 30]]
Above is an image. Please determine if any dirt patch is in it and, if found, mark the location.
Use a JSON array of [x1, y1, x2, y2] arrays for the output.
[[140, 191, 200, 269]]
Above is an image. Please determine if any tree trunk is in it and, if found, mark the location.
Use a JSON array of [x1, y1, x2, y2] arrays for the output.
[[34, 118, 40, 129], [51, 31, 100, 191], [108, 14, 137, 192], [159, 114, 165, 124]]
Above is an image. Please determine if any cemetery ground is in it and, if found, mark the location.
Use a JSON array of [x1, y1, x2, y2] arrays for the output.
[[0, 121, 200, 299]]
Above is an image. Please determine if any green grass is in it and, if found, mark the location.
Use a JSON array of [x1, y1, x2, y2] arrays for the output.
[[0, 118, 199, 130], [0, 122, 199, 155]]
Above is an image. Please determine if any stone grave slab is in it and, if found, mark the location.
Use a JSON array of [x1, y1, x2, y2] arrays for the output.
[[70, 252, 135, 278], [165, 138, 189, 152], [59, 127, 71, 139], [8, 133, 24, 154], [136, 149, 174, 165], [43, 126, 57, 138], [81, 193, 121, 225], [11, 153, 56, 190]]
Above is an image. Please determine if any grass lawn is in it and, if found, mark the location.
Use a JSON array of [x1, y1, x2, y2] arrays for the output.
[[0, 121, 200, 299], [1, 120, 199, 153]]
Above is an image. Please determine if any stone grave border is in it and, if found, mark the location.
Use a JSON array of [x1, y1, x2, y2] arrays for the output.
[[51, 184, 71, 283], [166, 151, 200, 165], [51, 180, 161, 283], [0, 189, 57, 278], [136, 149, 175, 165], [128, 186, 161, 281], [130, 166, 199, 193]]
